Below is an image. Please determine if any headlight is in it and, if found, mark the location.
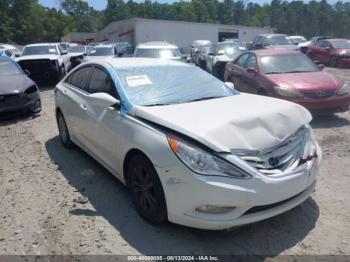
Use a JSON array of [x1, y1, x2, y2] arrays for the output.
[[302, 125, 317, 160], [167, 134, 251, 179], [337, 82, 350, 96], [274, 85, 304, 99]]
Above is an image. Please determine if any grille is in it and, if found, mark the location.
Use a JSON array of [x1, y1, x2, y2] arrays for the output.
[[236, 127, 310, 177], [18, 59, 51, 74], [302, 89, 336, 99]]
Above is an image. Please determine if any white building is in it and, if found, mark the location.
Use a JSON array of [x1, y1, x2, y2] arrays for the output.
[[88, 18, 272, 48]]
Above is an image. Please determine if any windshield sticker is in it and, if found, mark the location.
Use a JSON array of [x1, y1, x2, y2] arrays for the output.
[[49, 48, 56, 52], [126, 75, 152, 87]]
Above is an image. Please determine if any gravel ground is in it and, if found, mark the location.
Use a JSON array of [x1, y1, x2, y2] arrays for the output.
[[0, 68, 349, 257]]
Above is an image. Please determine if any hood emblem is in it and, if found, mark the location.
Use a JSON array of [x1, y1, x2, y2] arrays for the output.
[[268, 157, 280, 167]]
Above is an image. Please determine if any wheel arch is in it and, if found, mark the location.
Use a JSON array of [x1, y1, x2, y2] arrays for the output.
[[123, 148, 153, 184]]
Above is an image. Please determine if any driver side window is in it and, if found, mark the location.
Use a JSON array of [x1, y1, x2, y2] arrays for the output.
[[88, 67, 119, 99], [245, 54, 257, 69], [235, 53, 249, 67]]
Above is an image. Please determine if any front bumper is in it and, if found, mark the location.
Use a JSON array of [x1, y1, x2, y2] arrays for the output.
[[0, 92, 41, 114], [18, 59, 60, 82], [287, 95, 350, 114], [156, 144, 321, 230]]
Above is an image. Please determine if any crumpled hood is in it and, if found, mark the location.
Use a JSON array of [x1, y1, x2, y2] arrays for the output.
[[16, 54, 60, 61], [266, 45, 299, 50], [134, 94, 312, 152], [0, 74, 34, 95], [266, 71, 343, 91], [70, 52, 85, 58], [298, 41, 311, 47]]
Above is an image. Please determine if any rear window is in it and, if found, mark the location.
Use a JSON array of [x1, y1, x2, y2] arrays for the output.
[[88, 47, 114, 56], [134, 48, 181, 59]]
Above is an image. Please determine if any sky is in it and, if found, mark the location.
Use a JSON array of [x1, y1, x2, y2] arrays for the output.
[[38, 0, 340, 10]]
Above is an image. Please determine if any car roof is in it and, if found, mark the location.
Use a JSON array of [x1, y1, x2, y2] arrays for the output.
[[289, 35, 305, 39], [0, 44, 17, 49], [137, 41, 178, 49], [93, 44, 114, 48], [93, 57, 189, 69], [251, 49, 301, 56], [327, 38, 349, 42], [25, 43, 58, 47]]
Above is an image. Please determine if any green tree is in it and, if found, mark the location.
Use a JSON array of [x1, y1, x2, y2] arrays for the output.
[[104, 0, 130, 26]]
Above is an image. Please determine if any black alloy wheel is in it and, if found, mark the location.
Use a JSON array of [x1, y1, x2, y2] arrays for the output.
[[127, 154, 167, 224]]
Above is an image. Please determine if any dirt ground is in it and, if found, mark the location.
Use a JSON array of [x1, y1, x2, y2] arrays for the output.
[[0, 68, 349, 257]]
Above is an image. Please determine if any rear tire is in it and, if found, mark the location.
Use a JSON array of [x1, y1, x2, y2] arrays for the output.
[[126, 154, 167, 225], [57, 112, 74, 148], [330, 56, 338, 68]]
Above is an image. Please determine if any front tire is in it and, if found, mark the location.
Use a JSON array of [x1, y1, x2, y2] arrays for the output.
[[57, 112, 74, 148], [126, 154, 167, 225]]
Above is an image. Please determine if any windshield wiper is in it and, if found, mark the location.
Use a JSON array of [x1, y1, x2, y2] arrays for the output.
[[286, 70, 314, 73], [144, 103, 170, 107], [185, 96, 226, 103], [265, 71, 284, 74]]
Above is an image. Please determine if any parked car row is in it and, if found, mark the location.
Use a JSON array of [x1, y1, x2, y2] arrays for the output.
[[191, 40, 247, 80]]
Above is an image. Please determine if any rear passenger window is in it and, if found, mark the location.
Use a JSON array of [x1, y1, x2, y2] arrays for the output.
[[89, 67, 117, 98], [67, 66, 91, 91]]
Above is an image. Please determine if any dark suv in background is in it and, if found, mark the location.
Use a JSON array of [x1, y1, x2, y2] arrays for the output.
[[251, 34, 298, 50]]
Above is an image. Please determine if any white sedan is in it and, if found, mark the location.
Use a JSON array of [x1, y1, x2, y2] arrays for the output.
[[55, 58, 321, 230]]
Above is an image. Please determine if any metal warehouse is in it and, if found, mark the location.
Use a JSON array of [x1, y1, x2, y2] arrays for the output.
[[62, 18, 273, 48]]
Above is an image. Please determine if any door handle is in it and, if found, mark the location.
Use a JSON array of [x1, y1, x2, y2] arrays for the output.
[[80, 104, 87, 111]]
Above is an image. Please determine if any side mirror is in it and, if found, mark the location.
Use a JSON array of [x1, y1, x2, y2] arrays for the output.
[[15, 54, 20, 57], [224, 82, 235, 90], [208, 52, 214, 56], [24, 69, 30, 76], [88, 93, 119, 108], [246, 68, 257, 75], [61, 50, 68, 55], [318, 64, 325, 70]]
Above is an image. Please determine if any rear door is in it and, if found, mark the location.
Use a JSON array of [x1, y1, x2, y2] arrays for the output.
[[317, 41, 332, 63], [83, 65, 121, 171], [309, 41, 327, 62]]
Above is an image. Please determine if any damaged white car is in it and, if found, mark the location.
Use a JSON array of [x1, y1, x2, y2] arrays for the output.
[[55, 58, 321, 230]]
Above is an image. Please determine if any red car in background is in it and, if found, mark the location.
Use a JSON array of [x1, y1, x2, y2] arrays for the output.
[[224, 50, 350, 114], [307, 38, 350, 68]]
